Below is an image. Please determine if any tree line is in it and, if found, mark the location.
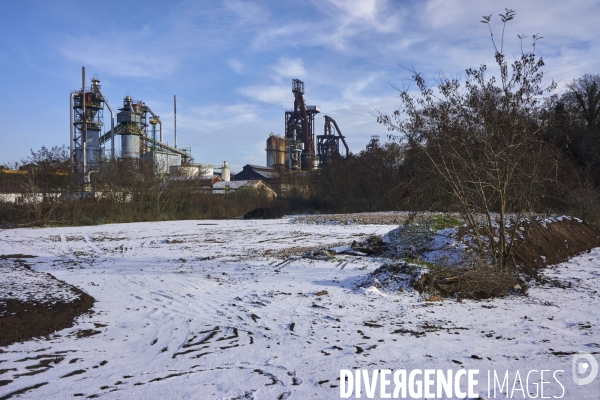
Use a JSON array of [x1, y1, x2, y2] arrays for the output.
[[0, 152, 277, 227]]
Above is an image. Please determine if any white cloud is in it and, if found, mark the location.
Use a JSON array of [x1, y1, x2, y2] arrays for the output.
[[341, 74, 380, 102], [314, 0, 401, 50], [328, 0, 380, 21], [173, 102, 273, 170], [185, 104, 259, 132], [229, 59, 244, 74], [238, 85, 290, 107], [273, 57, 305, 78], [59, 30, 179, 78], [224, 0, 270, 24], [325, 0, 399, 31]]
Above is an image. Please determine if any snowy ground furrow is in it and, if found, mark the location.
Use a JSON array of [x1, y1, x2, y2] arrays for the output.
[[0, 219, 599, 398]]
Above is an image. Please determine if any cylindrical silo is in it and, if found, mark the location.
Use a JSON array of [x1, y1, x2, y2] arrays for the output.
[[266, 134, 278, 167], [121, 134, 140, 158], [85, 128, 101, 169], [222, 161, 230, 181], [276, 136, 286, 166]]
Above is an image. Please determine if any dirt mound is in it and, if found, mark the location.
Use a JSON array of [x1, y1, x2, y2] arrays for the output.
[[0, 258, 95, 347], [363, 216, 600, 300], [513, 217, 600, 276], [0, 295, 94, 346], [413, 262, 521, 300]]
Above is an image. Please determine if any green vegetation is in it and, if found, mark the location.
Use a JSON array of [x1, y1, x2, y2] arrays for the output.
[[402, 257, 439, 271], [427, 215, 463, 230]]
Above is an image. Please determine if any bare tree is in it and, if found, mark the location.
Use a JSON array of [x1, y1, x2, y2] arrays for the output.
[[14, 145, 72, 225], [564, 74, 600, 131], [378, 9, 559, 269]]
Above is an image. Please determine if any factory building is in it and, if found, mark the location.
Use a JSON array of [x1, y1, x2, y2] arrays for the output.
[[234, 164, 278, 184], [70, 75, 105, 176], [284, 79, 320, 171], [213, 180, 277, 200], [265, 134, 286, 168]]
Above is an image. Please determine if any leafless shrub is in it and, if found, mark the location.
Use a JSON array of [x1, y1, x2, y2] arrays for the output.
[[413, 259, 521, 300], [378, 10, 560, 270]]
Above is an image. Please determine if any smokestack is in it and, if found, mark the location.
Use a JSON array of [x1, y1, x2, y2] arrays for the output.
[[82, 66, 87, 177], [174, 95, 177, 149]]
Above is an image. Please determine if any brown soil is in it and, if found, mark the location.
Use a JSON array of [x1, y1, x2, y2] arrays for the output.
[[513, 218, 600, 276], [414, 217, 600, 300], [0, 259, 95, 347], [0, 295, 95, 347], [413, 261, 519, 300]]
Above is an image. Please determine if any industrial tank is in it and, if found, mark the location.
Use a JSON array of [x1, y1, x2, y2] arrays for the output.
[[266, 134, 286, 167], [222, 161, 230, 181], [121, 134, 140, 158]]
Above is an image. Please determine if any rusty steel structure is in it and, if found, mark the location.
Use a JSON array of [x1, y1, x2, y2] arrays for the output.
[[284, 79, 320, 170], [317, 115, 349, 165], [266, 134, 286, 168]]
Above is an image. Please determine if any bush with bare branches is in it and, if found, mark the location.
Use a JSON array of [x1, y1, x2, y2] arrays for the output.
[[378, 9, 560, 270]]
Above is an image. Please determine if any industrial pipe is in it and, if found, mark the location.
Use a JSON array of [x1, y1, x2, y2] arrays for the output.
[[96, 87, 115, 161], [144, 105, 163, 142], [325, 116, 350, 156]]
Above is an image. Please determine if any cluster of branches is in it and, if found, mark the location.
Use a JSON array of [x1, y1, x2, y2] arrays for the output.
[[546, 74, 600, 219], [303, 142, 411, 213], [378, 9, 560, 269]]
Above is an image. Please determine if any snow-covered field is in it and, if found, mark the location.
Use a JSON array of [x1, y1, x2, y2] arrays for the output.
[[0, 217, 599, 399]]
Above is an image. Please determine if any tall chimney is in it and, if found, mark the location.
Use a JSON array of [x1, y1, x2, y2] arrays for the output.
[[174, 95, 177, 149], [82, 66, 87, 177]]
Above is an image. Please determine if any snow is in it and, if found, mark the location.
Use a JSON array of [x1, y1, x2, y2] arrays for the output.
[[0, 261, 81, 315], [383, 225, 467, 267], [0, 217, 599, 399]]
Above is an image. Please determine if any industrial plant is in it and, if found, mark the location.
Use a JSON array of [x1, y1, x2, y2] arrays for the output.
[[266, 79, 349, 172], [66, 68, 351, 190], [71, 67, 190, 181]]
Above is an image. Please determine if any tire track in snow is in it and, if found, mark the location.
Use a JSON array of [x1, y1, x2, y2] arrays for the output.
[[82, 235, 104, 255]]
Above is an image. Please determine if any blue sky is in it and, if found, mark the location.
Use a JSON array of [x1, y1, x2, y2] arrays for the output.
[[1, 0, 599, 172]]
